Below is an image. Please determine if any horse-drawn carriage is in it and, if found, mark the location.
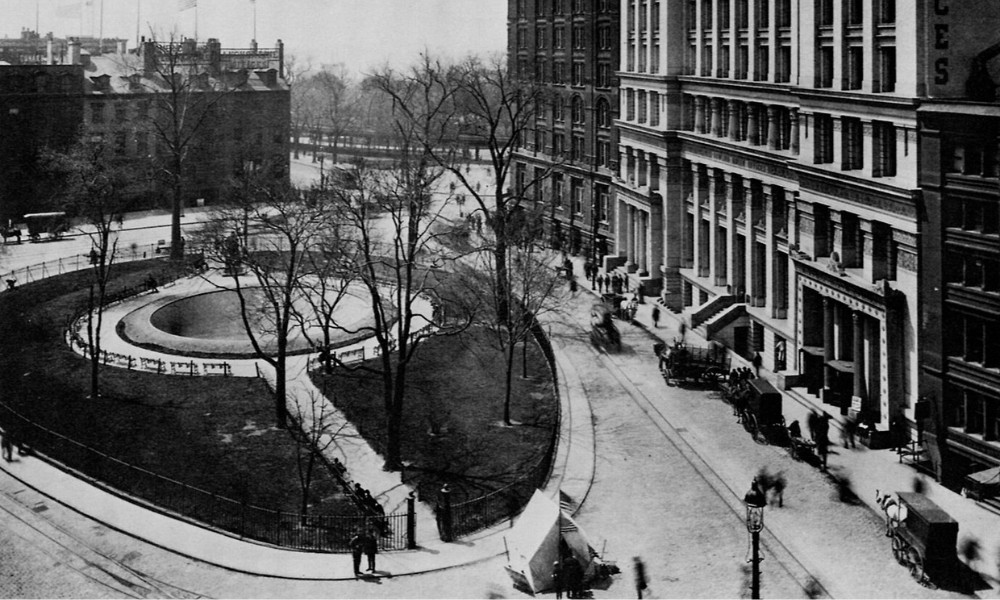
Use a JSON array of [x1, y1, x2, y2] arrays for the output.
[[657, 342, 729, 385], [24, 212, 69, 242], [883, 491, 958, 585], [1, 224, 21, 244], [589, 303, 621, 351], [727, 378, 787, 445]]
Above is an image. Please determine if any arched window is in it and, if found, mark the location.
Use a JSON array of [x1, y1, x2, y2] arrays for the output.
[[571, 95, 585, 124], [596, 98, 611, 128]]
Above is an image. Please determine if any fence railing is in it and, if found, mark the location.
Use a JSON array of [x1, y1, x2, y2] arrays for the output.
[[2, 243, 172, 289], [443, 318, 560, 539], [0, 401, 412, 552]]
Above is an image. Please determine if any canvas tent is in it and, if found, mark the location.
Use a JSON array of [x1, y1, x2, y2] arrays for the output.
[[504, 489, 596, 593]]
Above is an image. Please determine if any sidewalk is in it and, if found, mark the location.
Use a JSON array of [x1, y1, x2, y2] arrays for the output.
[[574, 255, 1000, 595]]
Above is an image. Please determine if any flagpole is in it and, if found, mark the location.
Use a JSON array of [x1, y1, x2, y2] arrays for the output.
[[194, 2, 198, 41], [136, 0, 141, 46], [253, 0, 257, 43], [99, 0, 104, 53]]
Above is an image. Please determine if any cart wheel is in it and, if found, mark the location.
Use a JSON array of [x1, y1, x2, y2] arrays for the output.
[[891, 533, 906, 565], [907, 548, 924, 582]]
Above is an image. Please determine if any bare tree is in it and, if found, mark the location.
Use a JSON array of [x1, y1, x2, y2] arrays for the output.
[[42, 133, 142, 398], [285, 54, 313, 160], [136, 34, 234, 259], [289, 388, 348, 517], [311, 64, 359, 164], [199, 173, 328, 428]]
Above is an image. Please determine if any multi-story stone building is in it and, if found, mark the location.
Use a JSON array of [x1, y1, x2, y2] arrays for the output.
[[0, 36, 289, 222], [920, 101, 1000, 484], [509, 0, 620, 261], [615, 0, 1000, 476]]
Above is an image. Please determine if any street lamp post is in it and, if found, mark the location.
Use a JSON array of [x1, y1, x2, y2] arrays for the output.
[[745, 479, 766, 599]]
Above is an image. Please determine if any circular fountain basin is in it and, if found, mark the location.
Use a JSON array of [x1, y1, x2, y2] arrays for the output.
[[121, 284, 378, 357]]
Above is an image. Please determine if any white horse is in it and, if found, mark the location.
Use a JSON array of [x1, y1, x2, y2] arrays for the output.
[[875, 489, 907, 536]]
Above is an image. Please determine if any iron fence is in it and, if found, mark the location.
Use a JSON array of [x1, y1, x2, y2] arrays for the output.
[[0, 402, 412, 552], [1, 243, 171, 288]]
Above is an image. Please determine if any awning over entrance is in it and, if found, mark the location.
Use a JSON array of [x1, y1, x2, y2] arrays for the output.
[[825, 359, 855, 374]]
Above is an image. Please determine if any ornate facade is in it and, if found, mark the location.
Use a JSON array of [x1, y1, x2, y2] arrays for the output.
[[616, 0, 1000, 473]]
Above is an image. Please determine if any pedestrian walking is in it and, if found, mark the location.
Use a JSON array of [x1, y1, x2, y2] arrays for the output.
[[752, 352, 762, 377], [678, 319, 688, 343], [842, 413, 858, 449], [348, 530, 364, 576], [816, 429, 829, 470], [552, 560, 564, 599], [564, 556, 584, 599], [363, 527, 378, 572], [1, 431, 12, 462], [569, 277, 578, 293], [633, 556, 648, 599], [597, 274, 605, 293], [806, 410, 819, 442], [651, 304, 660, 328], [89, 248, 98, 265]]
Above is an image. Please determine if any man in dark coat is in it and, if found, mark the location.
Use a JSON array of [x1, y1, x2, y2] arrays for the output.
[[363, 528, 379, 572], [348, 531, 364, 576]]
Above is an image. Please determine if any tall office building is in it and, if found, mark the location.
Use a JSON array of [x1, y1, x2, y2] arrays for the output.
[[509, 0, 620, 262], [615, 0, 1000, 481]]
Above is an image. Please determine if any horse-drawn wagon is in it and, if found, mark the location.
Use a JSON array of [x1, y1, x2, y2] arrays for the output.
[[884, 491, 958, 585], [657, 342, 729, 385], [589, 303, 621, 352], [727, 378, 787, 445]]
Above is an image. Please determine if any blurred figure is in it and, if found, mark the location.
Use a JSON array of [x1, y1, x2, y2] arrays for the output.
[[633, 556, 648, 599]]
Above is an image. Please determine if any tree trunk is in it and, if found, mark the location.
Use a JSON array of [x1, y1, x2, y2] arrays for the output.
[[384, 364, 407, 471], [300, 453, 315, 516], [504, 338, 516, 426], [88, 285, 99, 399], [170, 160, 184, 260], [274, 349, 288, 428]]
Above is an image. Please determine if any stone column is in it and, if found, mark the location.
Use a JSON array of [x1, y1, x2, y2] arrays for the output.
[[790, 108, 800, 155], [660, 156, 684, 309], [747, 103, 760, 145], [743, 178, 758, 303], [691, 164, 705, 277], [767, 105, 780, 150], [708, 170, 721, 286], [640, 210, 649, 274], [866, 315, 881, 419], [626, 204, 636, 269], [724, 173, 737, 292], [852, 311, 867, 408], [616, 199, 628, 259], [823, 297, 835, 392]]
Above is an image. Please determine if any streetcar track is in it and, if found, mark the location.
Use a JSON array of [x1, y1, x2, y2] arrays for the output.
[[0, 476, 205, 599], [552, 318, 831, 598]]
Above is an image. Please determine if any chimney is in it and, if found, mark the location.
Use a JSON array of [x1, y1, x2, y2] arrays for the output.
[[206, 38, 221, 74], [80, 50, 91, 67], [46, 39, 55, 65], [277, 39, 284, 79], [68, 38, 81, 65], [117, 40, 127, 55], [250, 39, 258, 52], [142, 39, 156, 74]]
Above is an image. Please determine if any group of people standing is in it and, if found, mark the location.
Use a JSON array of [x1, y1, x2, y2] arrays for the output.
[[348, 527, 380, 577]]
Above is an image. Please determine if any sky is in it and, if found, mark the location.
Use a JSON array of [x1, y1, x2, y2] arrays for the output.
[[1, 0, 508, 75]]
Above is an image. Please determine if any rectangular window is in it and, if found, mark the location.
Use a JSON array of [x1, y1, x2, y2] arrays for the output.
[[517, 26, 527, 49], [598, 186, 610, 221], [702, 45, 713, 76], [554, 27, 565, 49], [571, 179, 583, 213], [597, 140, 611, 167], [848, 0, 863, 25], [847, 47, 863, 90], [818, 46, 834, 88], [535, 59, 547, 82], [777, 0, 791, 27], [598, 63, 611, 87], [650, 92, 660, 127], [873, 121, 897, 177], [719, 44, 731, 77], [573, 25, 586, 49], [599, 26, 611, 50], [758, 0, 770, 27], [879, 46, 896, 92], [652, 1, 661, 32], [842, 117, 864, 170], [114, 104, 127, 123], [553, 61, 565, 84], [573, 62, 585, 86], [719, 0, 730, 29], [553, 96, 564, 121], [815, 113, 834, 164], [737, 0, 749, 28], [90, 102, 105, 124], [702, 0, 712, 29], [736, 45, 748, 79], [879, 0, 896, 24], [776, 45, 791, 82], [626, 89, 636, 120], [536, 26, 547, 49], [114, 132, 127, 155], [554, 0, 564, 14], [639, 43, 647, 73], [966, 316, 985, 364], [755, 45, 769, 81], [638, 90, 647, 123], [651, 42, 660, 72], [553, 173, 564, 207], [818, 0, 833, 26]]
